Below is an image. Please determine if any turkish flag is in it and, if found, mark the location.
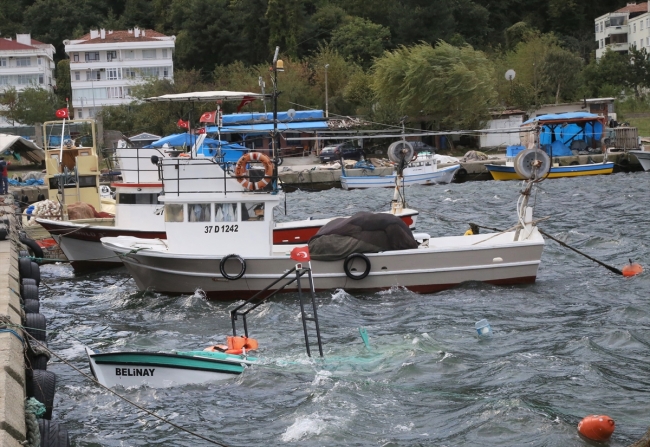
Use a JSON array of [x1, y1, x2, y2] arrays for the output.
[[197, 127, 206, 134], [290, 246, 311, 262], [55, 108, 69, 119], [236, 96, 257, 113], [200, 110, 217, 123], [177, 119, 189, 129]]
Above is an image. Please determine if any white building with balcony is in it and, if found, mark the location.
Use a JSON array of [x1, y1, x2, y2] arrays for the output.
[[595, 2, 648, 58], [0, 34, 56, 93], [64, 27, 175, 119]]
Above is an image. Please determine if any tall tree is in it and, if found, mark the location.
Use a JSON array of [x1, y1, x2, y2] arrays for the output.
[[330, 17, 390, 68], [55, 59, 72, 104], [266, 0, 306, 58]]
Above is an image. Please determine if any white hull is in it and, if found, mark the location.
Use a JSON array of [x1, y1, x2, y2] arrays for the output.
[[630, 150, 650, 171], [86, 347, 252, 388], [102, 229, 545, 300], [341, 164, 459, 190]]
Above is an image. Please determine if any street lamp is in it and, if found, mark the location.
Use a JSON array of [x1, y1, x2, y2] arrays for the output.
[[324, 64, 329, 118]]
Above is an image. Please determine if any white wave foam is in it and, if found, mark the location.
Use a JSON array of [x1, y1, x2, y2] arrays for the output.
[[281, 415, 325, 441]]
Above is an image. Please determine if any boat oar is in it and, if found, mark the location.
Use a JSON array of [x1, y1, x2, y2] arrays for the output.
[[537, 228, 623, 276]]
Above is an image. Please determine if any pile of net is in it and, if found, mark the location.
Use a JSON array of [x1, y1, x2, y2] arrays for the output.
[[308, 212, 418, 261], [25, 200, 113, 226]]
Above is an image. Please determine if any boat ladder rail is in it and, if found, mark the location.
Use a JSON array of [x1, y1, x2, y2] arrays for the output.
[[230, 266, 324, 357]]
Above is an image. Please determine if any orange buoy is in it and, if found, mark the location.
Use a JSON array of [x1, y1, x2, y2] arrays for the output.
[[578, 415, 615, 441], [622, 259, 643, 277]]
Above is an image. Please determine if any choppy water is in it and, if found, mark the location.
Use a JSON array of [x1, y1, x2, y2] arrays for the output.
[[40, 172, 650, 446]]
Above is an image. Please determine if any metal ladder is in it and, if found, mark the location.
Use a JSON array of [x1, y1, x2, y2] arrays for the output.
[[230, 265, 323, 357]]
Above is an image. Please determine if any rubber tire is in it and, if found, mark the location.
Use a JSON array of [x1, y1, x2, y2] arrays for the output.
[[27, 341, 48, 371], [37, 193, 46, 202], [27, 370, 56, 420], [24, 299, 40, 314], [22, 278, 37, 286], [19, 258, 32, 279], [19, 250, 29, 258], [276, 157, 283, 166], [38, 419, 70, 447], [19, 234, 44, 260], [25, 313, 47, 342], [219, 254, 246, 280], [0, 224, 6, 241], [22, 284, 39, 301], [343, 253, 371, 280], [30, 261, 41, 285]]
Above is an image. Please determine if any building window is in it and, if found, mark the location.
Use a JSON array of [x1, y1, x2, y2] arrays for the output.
[[124, 50, 135, 59], [107, 68, 121, 80], [39, 75, 44, 84], [162, 48, 168, 58], [85, 52, 100, 62], [642, 21, 645, 30], [163, 67, 169, 78], [0, 58, 5, 67], [634, 24, 637, 33], [75, 71, 80, 81], [142, 49, 156, 59], [601, 39, 604, 48], [76, 110, 82, 118], [86, 70, 101, 81], [16, 57, 30, 67], [107, 51, 117, 62], [107, 86, 123, 98], [595, 23, 599, 33], [37, 57, 42, 65], [123, 68, 136, 79], [73, 53, 79, 62]]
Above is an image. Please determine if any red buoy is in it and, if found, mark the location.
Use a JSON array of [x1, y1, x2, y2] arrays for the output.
[[578, 415, 615, 441], [622, 259, 643, 277]]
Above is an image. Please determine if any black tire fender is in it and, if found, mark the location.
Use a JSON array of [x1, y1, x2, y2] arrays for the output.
[[219, 254, 246, 280], [30, 261, 41, 285], [26, 369, 56, 420], [19, 235, 44, 260], [22, 284, 39, 301], [343, 253, 371, 280], [0, 224, 7, 241], [38, 419, 70, 446], [19, 257, 32, 279], [25, 313, 47, 342], [24, 299, 40, 314], [27, 341, 48, 371]]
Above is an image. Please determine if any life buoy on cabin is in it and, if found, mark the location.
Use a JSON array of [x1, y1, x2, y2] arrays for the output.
[[234, 152, 274, 190]]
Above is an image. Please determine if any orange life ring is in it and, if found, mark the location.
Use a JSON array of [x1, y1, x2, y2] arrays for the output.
[[234, 152, 274, 190]]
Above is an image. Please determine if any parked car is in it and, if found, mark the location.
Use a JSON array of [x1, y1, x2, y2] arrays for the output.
[[319, 142, 364, 163]]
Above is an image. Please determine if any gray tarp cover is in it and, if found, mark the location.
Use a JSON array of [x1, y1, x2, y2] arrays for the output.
[[308, 212, 418, 261]]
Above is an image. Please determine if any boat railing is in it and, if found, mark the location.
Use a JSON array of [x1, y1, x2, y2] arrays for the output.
[[230, 266, 323, 357], [108, 146, 168, 184], [158, 157, 276, 196]]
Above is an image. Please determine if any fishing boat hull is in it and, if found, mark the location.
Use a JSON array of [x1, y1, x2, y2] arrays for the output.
[[485, 162, 615, 180], [37, 210, 419, 272], [341, 164, 460, 190], [85, 347, 253, 388], [101, 229, 545, 300], [629, 150, 650, 171]]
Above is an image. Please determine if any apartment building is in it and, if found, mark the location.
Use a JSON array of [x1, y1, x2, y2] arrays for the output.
[[64, 27, 175, 119], [0, 34, 56, 93], [595, 2, 648, 58]]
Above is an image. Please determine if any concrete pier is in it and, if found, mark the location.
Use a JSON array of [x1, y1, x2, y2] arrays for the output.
[[0, 196, 26, 446]]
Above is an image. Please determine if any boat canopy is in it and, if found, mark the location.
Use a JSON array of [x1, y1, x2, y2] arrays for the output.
[[144, 91, 268, 102], [521, 112, 604, 155], [522, 112, 602, 125], [207, 121, 329, 135], [221, 110, 324, 125], [145, 133, 247, 162]]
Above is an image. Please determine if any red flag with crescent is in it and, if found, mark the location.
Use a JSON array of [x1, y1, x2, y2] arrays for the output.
[[197, 127, 206, 134], [200, 110, 217, 123], [55, 108, 69, 119], [236, 96, 257, 113], [177, 119, 189, 129], [290, 246, 311, 262]]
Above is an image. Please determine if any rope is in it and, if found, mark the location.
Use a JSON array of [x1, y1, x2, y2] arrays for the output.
[[24, 397, 45, 447], [13, 325, 233, 447]]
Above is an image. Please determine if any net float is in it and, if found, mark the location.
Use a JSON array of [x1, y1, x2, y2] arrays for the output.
[[622, 259, 643, 277], [577, 414, 615, 441]]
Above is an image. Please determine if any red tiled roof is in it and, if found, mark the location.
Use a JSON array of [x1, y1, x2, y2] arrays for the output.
[[31, 38, 46, 45], [77, 29, 169, 44], [0, 39, 36, 50], [615, 2, 648, 13]]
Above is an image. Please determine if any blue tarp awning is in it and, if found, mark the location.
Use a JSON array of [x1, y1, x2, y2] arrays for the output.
[[221, 110, 324, 125], [145, 133, 248, 162], [207, 121, 329, 134], [522, 112, 600, 125], [147, 133, 225, 148]]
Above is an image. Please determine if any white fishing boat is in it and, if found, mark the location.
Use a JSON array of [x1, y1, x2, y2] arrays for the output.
[[341, 160, 460, 189], [629, 150, 650, 171], [100, 119, 547, 299]]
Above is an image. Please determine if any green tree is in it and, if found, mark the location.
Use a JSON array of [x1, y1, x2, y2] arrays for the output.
[[330, 17, 390, 68], [55, 59, 72, 104], [372, 41, 497, 130], [0, 87, 20, 126], [539, 46, 584, 103], [581, 50, 630, 98], [13, 86, 61, 125], [266, 0, 306, 58]]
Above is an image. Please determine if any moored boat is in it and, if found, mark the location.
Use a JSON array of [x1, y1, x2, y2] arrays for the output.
[[629, 150, 650, 171]]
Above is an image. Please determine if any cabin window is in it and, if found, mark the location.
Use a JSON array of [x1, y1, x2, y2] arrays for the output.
[[117, 193, 160, 204], [242, 203, 264, 221], [188, 203, 211, 222], [165, 204, 184, 222], [215, 203, 238, 222]]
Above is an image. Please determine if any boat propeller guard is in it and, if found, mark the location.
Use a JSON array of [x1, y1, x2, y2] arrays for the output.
[[219, 254, 246, 280], [234, 151, 274, 190]]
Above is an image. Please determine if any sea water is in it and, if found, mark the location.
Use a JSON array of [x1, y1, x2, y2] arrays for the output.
[[41, 172, 650, 446]]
